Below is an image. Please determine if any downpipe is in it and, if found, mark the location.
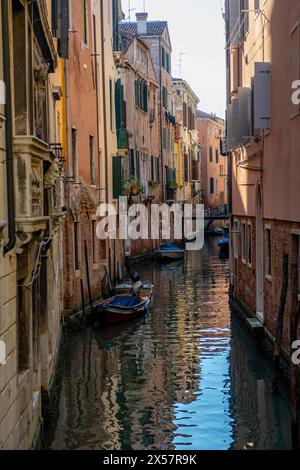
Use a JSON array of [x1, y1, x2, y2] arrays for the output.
[[2, 0, 16, 255]]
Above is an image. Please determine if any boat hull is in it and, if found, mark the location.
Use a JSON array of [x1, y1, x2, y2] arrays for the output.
[[103, 303, 149, 324], [155, 251, 185, 261], [97, 295, 152, 324]]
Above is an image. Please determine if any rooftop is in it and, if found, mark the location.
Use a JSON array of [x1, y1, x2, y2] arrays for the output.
[[196, 110, 224, 124], [119, 20, 168, 37]]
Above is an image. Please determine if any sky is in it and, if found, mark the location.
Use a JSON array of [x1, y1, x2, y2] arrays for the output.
[[121, 0, 226, 118]]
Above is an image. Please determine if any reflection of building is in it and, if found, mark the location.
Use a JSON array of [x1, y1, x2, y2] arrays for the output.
[[173, 79, 201, 203], [229, 318, 291, 450], [196, 111, 226, 213], [0, 0, 66, 449], [225, 0, 300, 350]]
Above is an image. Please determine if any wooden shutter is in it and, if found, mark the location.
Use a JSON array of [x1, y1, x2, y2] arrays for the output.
[[143, 83, 148, 112], [58, 0, 69, 59], [129, 149, 135, 176], [113, 156, 123, 199], [115, 79, 122, 130], [150, 156, 154, 180], [156, 158, 160, 182], [136, 150, 140, 179]]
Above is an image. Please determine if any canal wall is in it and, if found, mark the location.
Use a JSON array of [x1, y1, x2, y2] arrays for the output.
[[231, 293, 293, 383]]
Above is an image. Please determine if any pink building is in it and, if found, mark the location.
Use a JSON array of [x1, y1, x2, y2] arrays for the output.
[[226, 0, 300, 352]]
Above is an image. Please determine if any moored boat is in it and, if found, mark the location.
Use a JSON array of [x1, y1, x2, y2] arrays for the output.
[[218, 229, 230, 253], [96, 293, 152, 324], [154, 242, 186, 261]]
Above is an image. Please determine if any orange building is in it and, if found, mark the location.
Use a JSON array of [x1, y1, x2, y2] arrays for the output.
[[196, 111, 227, 214]]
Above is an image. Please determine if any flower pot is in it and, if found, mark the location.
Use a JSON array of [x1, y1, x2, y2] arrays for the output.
[[131, 186, 138, 195], [123, 188, 130, 196]]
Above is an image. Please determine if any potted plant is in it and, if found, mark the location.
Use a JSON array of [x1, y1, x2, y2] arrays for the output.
[[123, 176, 143, 196], [169, 181, 179, 190], [122, 181, 131, 196]]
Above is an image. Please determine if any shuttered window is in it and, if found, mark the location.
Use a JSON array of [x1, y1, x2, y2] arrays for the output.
[[155, 158, 160, 182], [162, 86, 168, 109], [184, 154, 189, 183], [210, 177, 214, 194], [112, 156, 123, 199], [183, 102, 187, 128], [82, 0, 88, 45], [52, 0, 69, 58], [136, 150, 140, 179], [209, 146, 213, 162], [129, 149, 135, 176]]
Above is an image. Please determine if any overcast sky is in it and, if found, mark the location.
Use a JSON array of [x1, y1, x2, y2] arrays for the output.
[[121, 0, 226, 118]]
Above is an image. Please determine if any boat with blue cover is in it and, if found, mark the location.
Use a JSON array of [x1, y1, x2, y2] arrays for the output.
[[97, 293, 152, 324], [154, 242, 186, 261], [218, 229, 230, 253]]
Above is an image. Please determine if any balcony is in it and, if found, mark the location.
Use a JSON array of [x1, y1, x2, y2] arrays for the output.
[[117, 128, 128, 150], [14, 136, 51, 235]]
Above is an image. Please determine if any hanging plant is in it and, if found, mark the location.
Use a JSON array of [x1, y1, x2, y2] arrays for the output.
[[169, 181, 179, 190], [123, 176, 143, 195]]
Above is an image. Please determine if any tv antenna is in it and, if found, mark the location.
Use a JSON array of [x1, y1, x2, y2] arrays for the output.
[[126, 0, 136, 22], [178, 52, 187, 78]]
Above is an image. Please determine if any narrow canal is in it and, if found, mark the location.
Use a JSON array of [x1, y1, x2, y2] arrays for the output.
[[46, 238, 292, 450]]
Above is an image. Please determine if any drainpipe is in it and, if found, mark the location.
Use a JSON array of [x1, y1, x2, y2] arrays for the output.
[[3, 0, 16, 255]]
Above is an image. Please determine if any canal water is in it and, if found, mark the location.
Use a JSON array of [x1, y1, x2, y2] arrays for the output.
[[46, 238, 292, 450]]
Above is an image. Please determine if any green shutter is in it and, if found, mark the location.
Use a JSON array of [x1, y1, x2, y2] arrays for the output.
[[135, 80, 139, 107], [115, 79, 122, 130], [143, 84, 148, 112], [113, 156, 122, 199]]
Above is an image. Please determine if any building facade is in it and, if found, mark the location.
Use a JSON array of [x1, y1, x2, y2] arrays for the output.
[[114, 32, 161, 257], [196, 111, 226, 214], [173, 79, 200, 203], [226, 0, 300, 351], [119, 13, 176, 204], [0, 0, 67, 449]]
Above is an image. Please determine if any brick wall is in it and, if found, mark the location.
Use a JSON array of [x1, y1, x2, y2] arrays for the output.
[[232, 217, 300, 351]]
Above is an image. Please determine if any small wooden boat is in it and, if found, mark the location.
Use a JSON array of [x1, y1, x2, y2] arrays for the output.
[[97, 293, 152, 324], [218, 230, 230, 253], [154, 242, 186, 261]]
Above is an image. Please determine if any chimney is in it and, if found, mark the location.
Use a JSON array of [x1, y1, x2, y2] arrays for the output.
[[136, 12, 148, 35]]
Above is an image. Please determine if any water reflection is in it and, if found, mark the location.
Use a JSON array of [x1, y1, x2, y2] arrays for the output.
[[47, 238, 291, 450]]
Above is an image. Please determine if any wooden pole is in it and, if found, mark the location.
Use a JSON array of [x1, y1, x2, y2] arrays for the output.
[[272, 254, 289, 392], [84, 240, 94, 315], [290, 302, 300, 449], [80, 279, 86, 319]]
